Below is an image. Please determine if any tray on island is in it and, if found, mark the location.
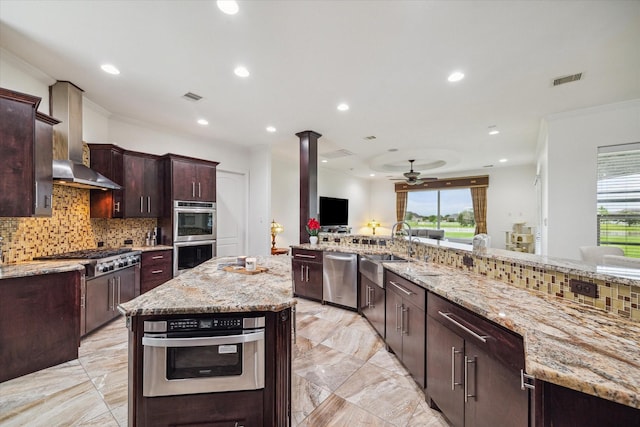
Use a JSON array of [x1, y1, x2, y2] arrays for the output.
[[222, 265, 269, 275]]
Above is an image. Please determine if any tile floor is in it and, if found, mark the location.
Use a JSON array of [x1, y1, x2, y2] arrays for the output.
[[0, 299, 449, 426]]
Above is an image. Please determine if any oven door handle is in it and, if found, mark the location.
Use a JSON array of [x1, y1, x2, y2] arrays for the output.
[[142, 330, 264, 348]]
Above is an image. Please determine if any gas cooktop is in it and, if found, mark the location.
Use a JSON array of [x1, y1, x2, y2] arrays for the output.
[[36, 248, 133, 260]]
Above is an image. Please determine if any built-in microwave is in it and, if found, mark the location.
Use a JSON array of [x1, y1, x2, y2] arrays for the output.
[[174, 201, 216, 243], [174, 240, 216, 276]]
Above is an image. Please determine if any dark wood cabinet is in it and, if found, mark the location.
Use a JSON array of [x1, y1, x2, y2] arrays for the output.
[[384, 270, 426, 388], [292, 248, 323, 301], [140, 249, 173, 293], [360, 274, 385, 338], [0, 271, 80, 382], [166, 155, 218, 202], [426, 293, 529, 427], [88, 144, 160, 218], [123, 152, 160, 217], [0, 88, 59, 217], [127, 309, 291, 426]]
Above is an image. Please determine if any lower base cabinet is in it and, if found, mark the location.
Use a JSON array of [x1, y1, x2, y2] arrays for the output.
[[426, 293, 529, 427], [359, 275, 385, 338], [140, 249, 172, 293]]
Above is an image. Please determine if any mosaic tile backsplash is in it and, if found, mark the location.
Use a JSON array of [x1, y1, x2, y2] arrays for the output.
[[321, 235, 640, 321], [0, 186, 156, 263]]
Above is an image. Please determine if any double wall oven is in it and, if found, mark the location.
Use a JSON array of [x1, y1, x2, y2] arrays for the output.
[[36, 248, 141, 335], [173, 200, 216, 275]]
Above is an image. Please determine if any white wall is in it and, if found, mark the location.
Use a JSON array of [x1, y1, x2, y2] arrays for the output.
[[318, 168, 371, 235], [248, 145, 272, 256], [540, 99, 640, 260], [270, 149, 299, 248], [0, 48, 53, 112]]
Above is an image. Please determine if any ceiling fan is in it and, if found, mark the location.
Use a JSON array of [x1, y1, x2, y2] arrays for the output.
[[391, 160, 437, 185]]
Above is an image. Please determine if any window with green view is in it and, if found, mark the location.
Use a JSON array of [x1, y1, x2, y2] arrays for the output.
[[405, 188, 475, 240], [597, 142, 640, 258]]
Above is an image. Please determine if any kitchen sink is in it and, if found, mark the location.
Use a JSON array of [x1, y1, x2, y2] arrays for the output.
[[359, 254, 407, 287]]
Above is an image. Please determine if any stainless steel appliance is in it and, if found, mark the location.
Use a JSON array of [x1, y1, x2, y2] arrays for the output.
[[322, 252, 358, 310], [36, 248, 141, 335], [174, 200, 216, 242], [142, 315, 265, 397]]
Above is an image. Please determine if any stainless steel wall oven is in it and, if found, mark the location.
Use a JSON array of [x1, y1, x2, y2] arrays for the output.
[[142, 315, 265, 397], [173, 200, 216, 243]]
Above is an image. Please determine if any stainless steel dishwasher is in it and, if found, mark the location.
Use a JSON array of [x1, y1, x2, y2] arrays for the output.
[[322, 252, 358, 309]]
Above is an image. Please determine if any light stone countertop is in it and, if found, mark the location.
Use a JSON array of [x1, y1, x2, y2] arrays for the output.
[[118, 255, 296, 316], [382, 261, 640, 409], [0, 260, 87, 280]]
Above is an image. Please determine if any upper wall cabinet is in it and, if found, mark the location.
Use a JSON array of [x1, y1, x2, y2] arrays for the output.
[[89, 144, 161, 218], [164, 154, 218, 202], [0, 88, 59, 217]]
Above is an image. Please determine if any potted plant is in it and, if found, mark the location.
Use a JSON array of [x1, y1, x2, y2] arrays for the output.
[[306, 218, 320, 244]]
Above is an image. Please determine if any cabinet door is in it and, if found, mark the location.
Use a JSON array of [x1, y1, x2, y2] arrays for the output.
[[117, 267, 137, 304], [385, 288, 404, 357], [141, 250, 173, 293], [402, 299, 426, 388], [464, 340, 528, 427], [143, 156, 160, 216], [123, 154, 146, 217], [427, 316, 465, 427], [34, 115, 54, 216], [172, 159, 196, 200], [195, 163, 216, 201]]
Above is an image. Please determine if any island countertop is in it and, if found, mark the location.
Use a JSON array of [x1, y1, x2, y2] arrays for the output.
[[118, 255, 296, 317]]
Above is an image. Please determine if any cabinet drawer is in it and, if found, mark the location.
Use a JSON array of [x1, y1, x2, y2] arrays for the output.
[[428, 293, 524, 371], [141, 250, 172, 267], [385, 270, 426, 311], [292, 248, 323, 263]]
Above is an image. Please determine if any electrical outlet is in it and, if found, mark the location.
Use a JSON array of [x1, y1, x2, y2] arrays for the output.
[[463, 255, 474, 267], [352, 238, 359, 244], [361, 239, 369, 245], [97, 241, 105, 247], [123, 239, 133, 245], [322, 237, 329, 242], [570, 279, 597, 298], [378, 240, 386, 246], [334, 238, 341, 243]]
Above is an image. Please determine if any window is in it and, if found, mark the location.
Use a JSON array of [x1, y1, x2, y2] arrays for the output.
[[405, 188, 475, 240], [597, 142, 640, 258]]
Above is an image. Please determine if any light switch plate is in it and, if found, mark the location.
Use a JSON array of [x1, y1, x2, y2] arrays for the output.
[[569, 279, 597, 298]]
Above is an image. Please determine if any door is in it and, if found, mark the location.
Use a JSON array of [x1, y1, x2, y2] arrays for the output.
[[216, 170, 247, 256], [427, 316, 465, 427]]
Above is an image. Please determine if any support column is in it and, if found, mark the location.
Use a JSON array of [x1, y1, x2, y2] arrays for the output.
[[296, 130, 322, 243]]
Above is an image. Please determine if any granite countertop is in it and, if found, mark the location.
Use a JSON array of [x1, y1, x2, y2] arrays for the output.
[[118, 255, 296, 316], [131, 245, 173, 252], [382, 261, 640, 409], [0, 260, 87, 280]]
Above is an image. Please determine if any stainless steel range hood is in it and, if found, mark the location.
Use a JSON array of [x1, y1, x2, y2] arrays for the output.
[[49, 81, 121, 191]]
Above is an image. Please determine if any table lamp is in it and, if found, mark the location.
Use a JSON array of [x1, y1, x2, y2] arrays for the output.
[[368, 219, 380, 235], [270, 219, 284, 250]]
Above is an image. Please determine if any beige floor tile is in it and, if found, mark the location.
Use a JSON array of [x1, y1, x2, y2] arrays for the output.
[[296, 314, 343, 343], [297, 394, 394, 427], [291, 373, 332, 425], [293, 343, 365, 391], [321, 324, 385, 361]]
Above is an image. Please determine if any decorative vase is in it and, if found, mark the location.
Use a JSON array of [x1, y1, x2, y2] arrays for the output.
[[309, 236, 318, 245]]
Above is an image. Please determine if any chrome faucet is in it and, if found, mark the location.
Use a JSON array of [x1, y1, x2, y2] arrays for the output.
[[391, 221, 413, 259]]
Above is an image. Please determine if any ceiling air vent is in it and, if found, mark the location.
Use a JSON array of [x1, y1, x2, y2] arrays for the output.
[[182, 92, 203, 101], [322, 149, 354, 159], [552, 73, 582, 86], [363, 135, 377, 140]]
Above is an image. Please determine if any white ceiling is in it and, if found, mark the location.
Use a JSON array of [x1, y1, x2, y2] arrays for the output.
[[1, 0, 639, 180]]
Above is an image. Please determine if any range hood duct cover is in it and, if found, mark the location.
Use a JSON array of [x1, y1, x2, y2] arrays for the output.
[[49, 81, 121, 190]]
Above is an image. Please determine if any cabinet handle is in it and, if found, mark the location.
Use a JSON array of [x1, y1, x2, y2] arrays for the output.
[[305, 265, 309, 282], [451, 346, 462, 390], [151, 255, 164, 260], [520, 369, 535, 390], [368, 287, 375, 308], [192, 182, 196, 198], [402, 306, 409, 335], [147, 196, 151, 213], [198, 182, 201, 198], [294, 254, 316, 259], [438, 311, 488, 343], [151, 269, 163, 274], [114, 201, 120, 213], [140, 196, 144, 213], [464, 355, 476, 402], [110, 278, 116, 311], [395, 304, 402, 332], [364, 285, 370, 307], [117, 276, 122, 305], [389, 281, 414, 296], [300, 265, 305, 282], [44, 194, 50, 209]]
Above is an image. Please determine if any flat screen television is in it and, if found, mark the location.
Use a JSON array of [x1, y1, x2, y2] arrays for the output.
[[319, 196, 349, 227]]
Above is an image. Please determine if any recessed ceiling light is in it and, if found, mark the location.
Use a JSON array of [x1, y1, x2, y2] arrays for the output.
[[488, 125, 500, 135], [369, 173, 376, 177], [499, 158, 508, 163], [234, 66, 250, 78], [217, 0, 239, 15], [447, 71, 464, 82], [321, 159, 328, 163], [197, 119, 209, 126], [101, 64, 120, 75], [337, 103, 349, 111], [266, 126, 276, 133]]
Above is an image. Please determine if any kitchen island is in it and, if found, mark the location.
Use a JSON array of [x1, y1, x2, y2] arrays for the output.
[[118, 255, 295, 427]]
